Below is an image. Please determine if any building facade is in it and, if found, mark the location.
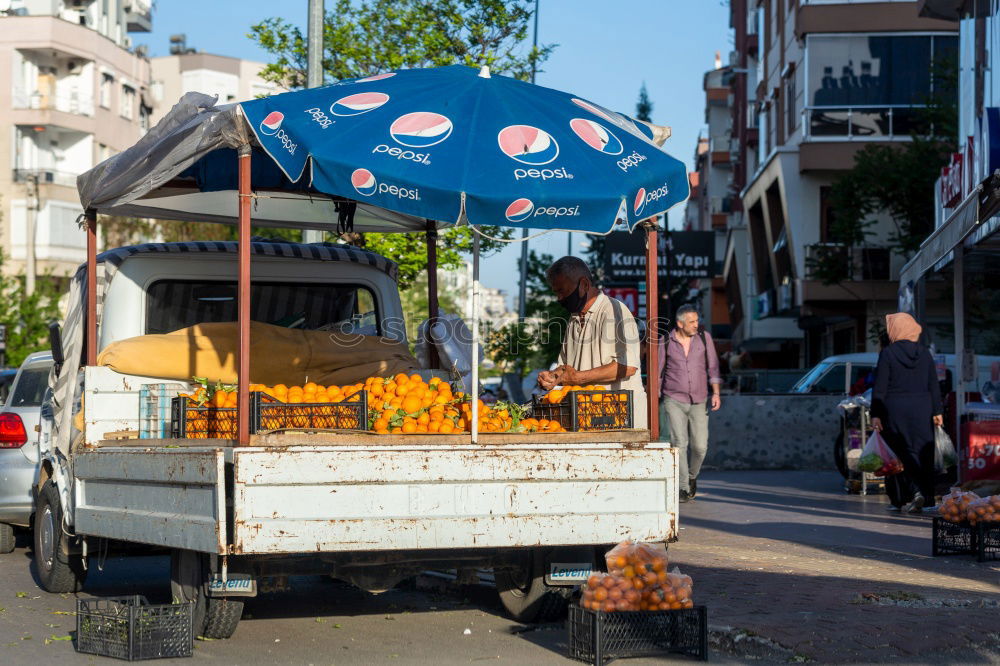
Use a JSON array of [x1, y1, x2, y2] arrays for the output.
[[0, 0, 153, 278], [724, 0, 957, 367], [150, 51, 285, 124]]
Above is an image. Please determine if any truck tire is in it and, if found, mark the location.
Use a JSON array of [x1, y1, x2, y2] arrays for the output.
[[0, 523, 15, 554], [834, 433, 849, 479], [33, 481, 87, 592], [170, 550, 243, 639], [495, 550, 571, 624]]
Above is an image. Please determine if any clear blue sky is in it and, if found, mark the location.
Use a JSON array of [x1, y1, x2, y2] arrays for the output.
[[135, 0, 731, 304]]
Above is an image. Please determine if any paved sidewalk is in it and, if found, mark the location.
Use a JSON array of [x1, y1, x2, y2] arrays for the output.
[[669, 471, 1000, 663]]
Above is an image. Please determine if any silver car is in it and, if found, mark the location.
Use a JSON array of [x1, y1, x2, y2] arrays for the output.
[[0, 352, 52, 553]]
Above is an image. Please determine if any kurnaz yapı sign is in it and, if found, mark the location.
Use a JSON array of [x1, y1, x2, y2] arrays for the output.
[[603, 231, 715, 282]]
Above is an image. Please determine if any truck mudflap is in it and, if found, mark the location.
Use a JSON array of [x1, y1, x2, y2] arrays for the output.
[[74, 448, 227, 554], [232, 442, 677, 555]]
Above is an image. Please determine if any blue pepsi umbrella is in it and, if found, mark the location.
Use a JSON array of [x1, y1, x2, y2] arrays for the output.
[[238, 65, 689, 234]]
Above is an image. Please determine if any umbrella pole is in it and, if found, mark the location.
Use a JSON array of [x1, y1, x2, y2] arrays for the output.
[[426, 221, 440, 369], [470, 231, 481, 444], [646, 222, 659, 440], [237, 145, 252, 446], [85, 208, 97, 365]]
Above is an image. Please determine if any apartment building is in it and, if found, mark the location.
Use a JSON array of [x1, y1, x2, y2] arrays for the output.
[[150, 51, 285, 124], [0, 0, 153, 278], [724, 0, 957, 367], [685, 59, 734, 343]]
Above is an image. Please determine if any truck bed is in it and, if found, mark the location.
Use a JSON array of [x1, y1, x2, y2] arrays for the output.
[[73, 431, 677, 555]]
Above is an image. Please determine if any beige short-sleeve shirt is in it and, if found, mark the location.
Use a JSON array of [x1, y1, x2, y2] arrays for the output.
[[558, 293, 647, 428]]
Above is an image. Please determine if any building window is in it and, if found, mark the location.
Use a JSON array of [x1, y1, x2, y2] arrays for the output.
[[805, 34, 958, 139], [120, 84, 135, 120], [99, 73, 114, 108], [785, 68, 797, 136]]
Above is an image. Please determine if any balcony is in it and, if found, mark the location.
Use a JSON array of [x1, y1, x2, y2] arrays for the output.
[[804, 106, 925, 141], [13, 169, 80, 188], [12, 87, 94, 117], [804, 243, 891, 282], [125, 0, 153, 32]]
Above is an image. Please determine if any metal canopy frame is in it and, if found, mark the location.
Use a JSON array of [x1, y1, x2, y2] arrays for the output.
[[82, 145, 660, 446]]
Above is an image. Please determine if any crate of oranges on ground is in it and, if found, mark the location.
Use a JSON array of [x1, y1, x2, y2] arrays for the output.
[[170, 381, 367, 438], [531, 386, 633, 432], [964, 494, 1000, 562], [932, 488, 980, 557], [569, 540, 707, 664]]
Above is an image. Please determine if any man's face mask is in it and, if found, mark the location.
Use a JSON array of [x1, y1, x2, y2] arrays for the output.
[[558, 278, 586, 314]]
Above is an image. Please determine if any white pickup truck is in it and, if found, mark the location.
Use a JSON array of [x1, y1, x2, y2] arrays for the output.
[[35, 240, 678, 637]]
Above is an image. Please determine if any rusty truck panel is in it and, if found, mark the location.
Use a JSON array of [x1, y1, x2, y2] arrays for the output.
[[74, 448, 227, 554]]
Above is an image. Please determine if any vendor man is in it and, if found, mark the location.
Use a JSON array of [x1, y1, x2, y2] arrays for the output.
[[538, 256, 647, 425]]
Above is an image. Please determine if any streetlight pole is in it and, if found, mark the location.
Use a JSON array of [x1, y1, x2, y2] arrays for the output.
[[303, 0, 325, 244], [517, 0, 539, 319], [25, 172, 39, 296]]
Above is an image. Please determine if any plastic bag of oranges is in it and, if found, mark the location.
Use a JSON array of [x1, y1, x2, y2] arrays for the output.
[[966, 495, 1000, 526], [938, 488, 980, 524], [580, 573, 641, 612], [604, 540, 669, 577]]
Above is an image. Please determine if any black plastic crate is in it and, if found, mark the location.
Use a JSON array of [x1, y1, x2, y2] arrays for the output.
[[531, 390, 633, 431], [567, 604, 707, 665], [932, 516, 977, 557], [171, 391, 367, 438], [76, 595, 193, 661], [977, 522, 1000, 562]]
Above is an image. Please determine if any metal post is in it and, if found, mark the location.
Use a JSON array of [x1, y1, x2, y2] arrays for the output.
[[237, 146, 253, 446], [646, 223, 659, 439], [25, 172, 39, 296], [426, 222, 440, 369], [471, 232, 481, 444], [85, 209, 98, 366], [954, 245, 965, 482], [302, 0, 325, 244], [517, 0, 540, 321]]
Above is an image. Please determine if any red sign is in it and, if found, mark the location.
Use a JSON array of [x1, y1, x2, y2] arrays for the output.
[[604, 288, 639, 316], [940, 152, 964, 207], [961, 421, 1000, 482]]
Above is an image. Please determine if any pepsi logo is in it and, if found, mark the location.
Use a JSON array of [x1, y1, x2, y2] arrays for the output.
[[351, 168, 377, 197], [570, 118, 623, 155], [331, 92, 390, 116], [390, 112, 453, 148], [357, 72, 396, 83], [497, 125, 559, 165], [259, 111, 284, 136], [505, 198, 534, 223], [633, 188, 646, 217]]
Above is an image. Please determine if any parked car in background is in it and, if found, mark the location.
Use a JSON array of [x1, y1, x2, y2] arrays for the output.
[[0, 368, 19, 405], [794, 352, 1000, 396], [0, 352, 53, 553]]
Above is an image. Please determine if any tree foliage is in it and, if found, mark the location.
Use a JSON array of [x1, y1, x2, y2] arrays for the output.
[[250, 0, 553, 88], [635, 83, 653, 122], [0, 262, 63, 369], [809, 55, 958, 284]]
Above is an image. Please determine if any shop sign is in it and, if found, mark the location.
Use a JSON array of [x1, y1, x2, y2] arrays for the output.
[[604, 287, 639, 316], [602, 231, 715, 282], [962, 422, 1000, 482], [940, 152, 963, 208]]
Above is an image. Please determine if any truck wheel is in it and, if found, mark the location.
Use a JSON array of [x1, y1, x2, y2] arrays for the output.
[[33, 481, 87, 592], [834, 433, 849, 479], [495, 550, 570, 624], [170, 550, 243, 639], [0, 524, 15, 554]]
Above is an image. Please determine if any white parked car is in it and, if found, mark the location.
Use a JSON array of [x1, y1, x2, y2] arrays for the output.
[[0, 352, 53, 553]]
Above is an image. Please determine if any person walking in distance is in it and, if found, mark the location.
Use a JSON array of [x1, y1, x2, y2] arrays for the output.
[[871, 312, 943, 513], [660, 305, 722, 503]]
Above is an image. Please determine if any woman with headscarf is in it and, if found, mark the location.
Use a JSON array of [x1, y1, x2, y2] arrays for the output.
[[871, 313, 944, 513]]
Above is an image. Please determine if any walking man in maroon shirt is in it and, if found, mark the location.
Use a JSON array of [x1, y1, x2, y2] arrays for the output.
[[659, 305, 722, 503]]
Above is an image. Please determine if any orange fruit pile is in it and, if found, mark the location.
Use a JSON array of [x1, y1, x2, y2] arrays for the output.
[[966, 495, 1000, 525], [518, 417, 566, 433], [542, 385, 605, 404], [938, 489, 980, 524], [580, 541, 694, 612]]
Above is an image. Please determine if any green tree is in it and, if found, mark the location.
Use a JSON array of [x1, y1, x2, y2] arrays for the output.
[[636, 82, 653, 122], [250, 0, 553, 88], [0, 263, 63, 368], [809, 55, 958, 284]]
